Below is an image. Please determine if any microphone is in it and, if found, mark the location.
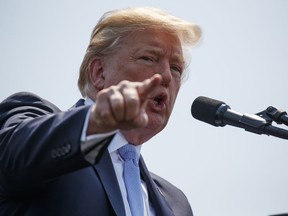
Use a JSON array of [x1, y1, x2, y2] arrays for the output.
[[191, 96, 288, 139]]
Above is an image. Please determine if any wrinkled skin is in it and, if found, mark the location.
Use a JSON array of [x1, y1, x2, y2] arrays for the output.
[[87, 29, 184, 145]]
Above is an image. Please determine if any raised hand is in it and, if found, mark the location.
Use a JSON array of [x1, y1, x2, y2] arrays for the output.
[[87, 74, 162, 135]]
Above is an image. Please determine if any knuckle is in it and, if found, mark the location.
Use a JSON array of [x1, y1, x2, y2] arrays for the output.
[[110, 96, 124, 111], [99, 109, 111, 119], [119, 80, 129, 87], [110, 93, 122, 102], [126, 96, 138, 107]]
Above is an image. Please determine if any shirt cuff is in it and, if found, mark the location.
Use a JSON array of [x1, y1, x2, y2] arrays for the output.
[[80, 106, 117, 163]]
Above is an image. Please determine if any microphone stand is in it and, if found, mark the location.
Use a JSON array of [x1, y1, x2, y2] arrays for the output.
[[256, 106, 288, 140], [264, 106, 288, 126]]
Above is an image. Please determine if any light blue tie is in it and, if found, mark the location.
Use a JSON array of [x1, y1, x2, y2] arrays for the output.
[[118, 144, 144, 216]]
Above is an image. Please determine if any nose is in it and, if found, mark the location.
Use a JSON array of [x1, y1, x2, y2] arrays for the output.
[[158, 62, 172, 87]]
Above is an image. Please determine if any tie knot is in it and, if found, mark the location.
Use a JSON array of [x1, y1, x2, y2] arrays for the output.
[[118, 144, 138, 162]]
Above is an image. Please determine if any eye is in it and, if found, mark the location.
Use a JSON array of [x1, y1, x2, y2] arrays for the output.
[[140, 56, 154, 62], [170, 64, 183, 75]]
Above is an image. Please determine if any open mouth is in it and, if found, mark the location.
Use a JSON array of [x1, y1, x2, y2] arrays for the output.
[[151, 93, 168, 110], [154, 94, 165, 104]]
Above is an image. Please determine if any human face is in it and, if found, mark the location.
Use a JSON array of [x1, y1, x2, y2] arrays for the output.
[[102, 29, 184, 144]]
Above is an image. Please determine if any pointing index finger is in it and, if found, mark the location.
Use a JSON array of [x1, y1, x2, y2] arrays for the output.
[[137, 74, 162, 100]]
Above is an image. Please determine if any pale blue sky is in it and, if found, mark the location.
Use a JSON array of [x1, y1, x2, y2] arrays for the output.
[[1, 1, 288, 215]]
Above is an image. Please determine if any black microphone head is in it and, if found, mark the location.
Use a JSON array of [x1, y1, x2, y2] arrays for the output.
[[191, 96, 227, 126]]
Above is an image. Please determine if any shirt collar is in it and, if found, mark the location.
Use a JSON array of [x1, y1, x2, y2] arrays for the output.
[[85, 97, 94, 106], [109, 132, 142, 160]]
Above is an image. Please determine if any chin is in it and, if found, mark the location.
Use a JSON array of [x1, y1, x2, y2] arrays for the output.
[[147, 113, 169, 130], [121, 126, 164, 145]]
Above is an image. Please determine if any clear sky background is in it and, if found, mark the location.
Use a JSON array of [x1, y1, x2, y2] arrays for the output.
[[1, 1, 288, 215]]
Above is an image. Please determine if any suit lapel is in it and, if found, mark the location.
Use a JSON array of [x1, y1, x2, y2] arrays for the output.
[[75, 98, 85, 107], [69, 98, 86, 110], [94, 149, 126, 216], [139, 156, 175, 216], [71, 99, 125, 215]]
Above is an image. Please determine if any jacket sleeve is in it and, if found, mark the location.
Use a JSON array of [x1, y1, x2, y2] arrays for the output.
[[0, 92, 109, 191]]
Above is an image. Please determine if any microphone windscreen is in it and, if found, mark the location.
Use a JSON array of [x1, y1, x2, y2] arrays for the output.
[[191, 96, 225, 126]]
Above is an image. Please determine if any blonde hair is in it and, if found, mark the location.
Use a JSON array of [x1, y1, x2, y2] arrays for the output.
[[78, 7, 201, 97]]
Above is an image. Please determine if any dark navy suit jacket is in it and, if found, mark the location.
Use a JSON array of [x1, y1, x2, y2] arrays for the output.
[[0, 92, 193, 216]]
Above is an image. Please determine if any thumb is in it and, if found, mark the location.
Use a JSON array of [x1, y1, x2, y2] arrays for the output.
[[133, 108, 149, 128]]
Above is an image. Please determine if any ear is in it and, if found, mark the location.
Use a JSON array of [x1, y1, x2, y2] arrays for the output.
[[89, 57, 105, 91]]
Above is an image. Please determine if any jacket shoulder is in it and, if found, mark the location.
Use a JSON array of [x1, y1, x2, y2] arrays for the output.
[[0, 92, 60, 111], [0, 92, 61, 128]]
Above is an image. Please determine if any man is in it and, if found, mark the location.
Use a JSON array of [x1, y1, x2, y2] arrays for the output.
[[0, 7, 201, 216]]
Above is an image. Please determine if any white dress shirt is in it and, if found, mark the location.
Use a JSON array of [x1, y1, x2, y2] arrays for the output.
[[80, 98, 155, 216]]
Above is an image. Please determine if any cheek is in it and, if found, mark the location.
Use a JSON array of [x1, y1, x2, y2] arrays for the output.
[[103, 75, 119, 88], [169, 84, 180, 105], [103, 65, 133, 87]]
